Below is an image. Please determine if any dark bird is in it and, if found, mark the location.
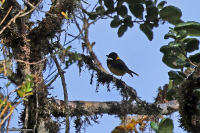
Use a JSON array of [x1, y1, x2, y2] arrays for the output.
[[106, 52, 139, 77]]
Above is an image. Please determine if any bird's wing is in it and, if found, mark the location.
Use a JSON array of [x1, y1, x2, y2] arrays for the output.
[[110, 59, 129, 71]]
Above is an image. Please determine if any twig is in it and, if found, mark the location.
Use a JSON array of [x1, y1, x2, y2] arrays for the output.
[[12, 56, 49, 65], [33, 89, 39, 133], [0, 100, 21, 128], [63, 29, 83, 46], [187, 57, 198, 67], [19, 0, 43, 17], [91, 2, 99, 12], [179, 48, 198, 67], [0, 6, 13, 25], [6, 115, 12, 133], [0, 6, 27, 34], [51, 54, 69, 133], [24, 101, 29, 133], [0, 103, 9, 119], [23, 0, 57, 17]]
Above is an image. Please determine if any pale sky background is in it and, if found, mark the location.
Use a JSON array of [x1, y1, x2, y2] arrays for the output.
[[1, 0, 200, 133]]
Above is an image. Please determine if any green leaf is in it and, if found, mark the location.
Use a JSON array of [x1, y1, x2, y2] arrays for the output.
[[144, 22, 154, 30], [168, 70, 186, 85], [164, 33, 176, 39], [89, 13, 98, 20], [197, 104, 200, 111], [166, 88, 176, 101], [98, 0, 102, 6], [26, 87, 33, 92], [124, 15, 133, 28], [154, 0, 157, 5], [118, 5, 128, 17], [104, 0, 114, 9], [168, 41, 182, 48], [160, 6, 182, 21], [126, 0, 143, 6], [176, 30, 187, 39], [26, 81, 30, 90], [111, 15, 122, 28], [117, 0, 125, 7], [17, 90, 24, 98], [158, 118, 173, 133], [74, 52, 79, 60], [168, 19, 184, 25], [177, 71, 187, 78], [147, 5, 158, 21], [174, 21, 200, 36], [193, 89, 200, 99], [168, 80, 173, 90], [160, 45, 172, 55], [140, 23, 153, 41], [157, 1, 167, 9], [118, 25, 128, 37], [145, 0, 154, 8], [129, 4, 144, 19], [96, 6, 105, 13], [177, 53, 186, 61], [25, 92, 33, 96], [150, 122, 158, 132], [189, 53, 200, 63], [162, 55, 188, 69], [6, 82, 10, 88], [185, 38, 199, 53], [23, 98, 28, 101]]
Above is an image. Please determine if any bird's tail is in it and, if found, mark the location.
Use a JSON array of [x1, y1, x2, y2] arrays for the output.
[[128, 70, 139, 77]]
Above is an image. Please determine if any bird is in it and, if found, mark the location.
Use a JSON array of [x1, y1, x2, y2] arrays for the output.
[[106, 52, 139, 77]]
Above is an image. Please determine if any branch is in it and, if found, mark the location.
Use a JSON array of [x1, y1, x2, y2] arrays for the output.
[[19, 0, 43, 17], [0, 6, 27, 34], [50, 52, 69, 132], [49, 99, 179, 117], [0, 6, 13, 25]]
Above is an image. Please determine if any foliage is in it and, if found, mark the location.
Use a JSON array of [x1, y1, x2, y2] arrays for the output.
[[85, 0, 184, 40], [0, 0, 200, 132], [0, 75, 34, 128], [150, 118, 174, 133]]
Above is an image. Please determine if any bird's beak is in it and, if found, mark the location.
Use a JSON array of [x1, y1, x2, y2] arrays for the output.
[[106, 55, 108, 57]]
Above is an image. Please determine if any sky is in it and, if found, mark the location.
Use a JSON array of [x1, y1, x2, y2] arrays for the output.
[[1, 0, 200, 133]]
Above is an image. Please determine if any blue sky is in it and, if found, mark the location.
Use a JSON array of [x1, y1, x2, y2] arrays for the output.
[[2, 0, 200, 133]]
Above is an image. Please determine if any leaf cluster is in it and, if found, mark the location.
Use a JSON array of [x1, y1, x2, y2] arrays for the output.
[[150, 118, 174, 133], [87, 0, 184, 40]]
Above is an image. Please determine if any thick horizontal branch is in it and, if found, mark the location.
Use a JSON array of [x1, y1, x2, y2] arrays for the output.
[[48, 99, 179, 117]]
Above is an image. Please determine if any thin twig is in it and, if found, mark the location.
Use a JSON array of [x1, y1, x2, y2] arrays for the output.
[[0, 6, 13, 25], [23, 0, 57, 17], [51, 54, 69, 133], [0, 103, 9, 119], [24, 101, 29, 133], [179, 48, 198, 67], [0, 6, 27, 34], [91, 2, 98, 12], [33, 89, 39, 133], [12, 56, 49, 65], [0, 100, 22, 128], [6, 115, 12, 133], [187, 57, 198, 67], [63, 29, 83, 46], [19, 0, 43, 17]]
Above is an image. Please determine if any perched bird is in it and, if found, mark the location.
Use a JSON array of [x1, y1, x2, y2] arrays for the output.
[[106, 52, 139, 77]]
